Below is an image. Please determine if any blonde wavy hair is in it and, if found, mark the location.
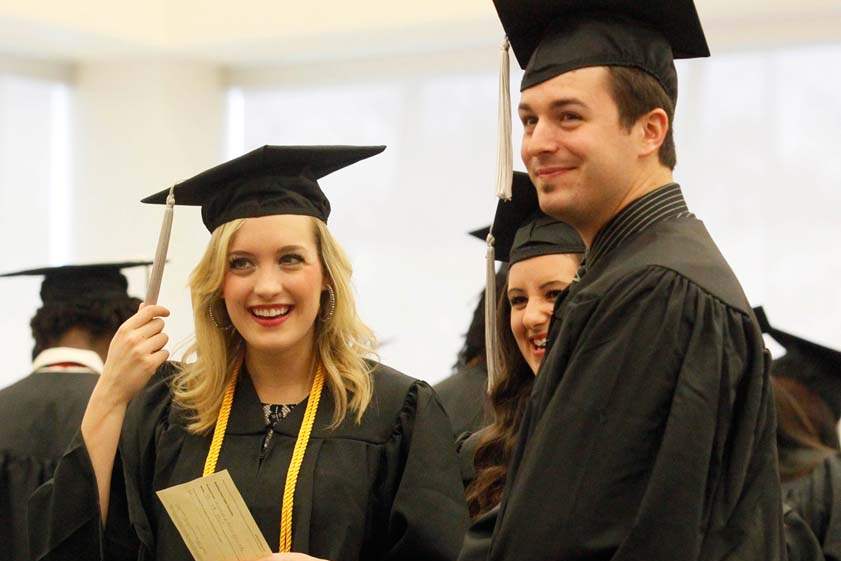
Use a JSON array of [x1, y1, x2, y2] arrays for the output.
[[172, 216, 378, 434]]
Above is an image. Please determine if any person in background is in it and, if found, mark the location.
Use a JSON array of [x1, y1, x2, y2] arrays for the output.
[[28, 145, 468, 561], [458, 172, 583, 561], [756, 307, 841, 560], [0, 261, 146, 561]]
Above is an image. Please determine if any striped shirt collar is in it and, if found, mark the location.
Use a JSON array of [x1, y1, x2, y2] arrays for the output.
[[583, 183, 691, 273]]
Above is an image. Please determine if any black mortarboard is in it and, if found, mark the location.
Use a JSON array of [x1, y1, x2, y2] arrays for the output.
[[493, 0, 710, 100], [487, 0, 709, 205], [481, 171, 584, 264], [480, 172, 584, 392], [0, 261, 150, 305], [755, 306, 841, 421], [142, 145, 386, 232], [469, 226, 491, 242]]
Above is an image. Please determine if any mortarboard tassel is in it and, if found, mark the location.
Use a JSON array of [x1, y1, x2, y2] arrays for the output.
[[484, 232, 498, 393], [483, 36, 514, 392], [484, 36, 513, 392], [496, 36, 513, 201], [145, 186, 175, 305]]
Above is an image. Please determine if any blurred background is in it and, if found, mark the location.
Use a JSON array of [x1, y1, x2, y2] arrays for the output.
[[1, 0, 840, 387]]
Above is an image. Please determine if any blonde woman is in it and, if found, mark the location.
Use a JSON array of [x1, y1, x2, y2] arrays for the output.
[[29, 146, 468, 561]]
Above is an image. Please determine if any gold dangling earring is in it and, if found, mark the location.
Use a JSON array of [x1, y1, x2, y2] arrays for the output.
[[319, 285, 336, 322], [208, 300, 231, 330]]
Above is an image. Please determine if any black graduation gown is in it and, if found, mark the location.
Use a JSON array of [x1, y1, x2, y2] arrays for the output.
[[783, 453, 841, 561], [434, 364, 488, 437], [455, 430, 495, 561], [482, 216, 785, 561], [0, 371, 98, 561], [28, 362, 468, 561]]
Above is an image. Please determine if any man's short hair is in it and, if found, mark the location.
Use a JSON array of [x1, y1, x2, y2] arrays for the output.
[[606, 66, 676, 170], [30, 296, 141, 359]]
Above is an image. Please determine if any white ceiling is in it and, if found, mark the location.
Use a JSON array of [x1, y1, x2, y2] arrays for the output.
[[0, 0, 839, 65]]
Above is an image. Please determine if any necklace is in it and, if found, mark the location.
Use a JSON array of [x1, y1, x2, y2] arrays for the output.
[[202, 356, 325, 552]]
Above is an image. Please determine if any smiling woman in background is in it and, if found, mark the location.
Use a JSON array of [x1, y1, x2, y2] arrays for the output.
[[458, 172, 584, 561], [29, 145, 467, 561]]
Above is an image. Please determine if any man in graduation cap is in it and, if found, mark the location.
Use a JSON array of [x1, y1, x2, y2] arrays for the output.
[[0, 262, 146, 561], [475, 1, 786, 559]]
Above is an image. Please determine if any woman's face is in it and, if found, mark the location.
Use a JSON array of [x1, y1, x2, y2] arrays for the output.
[[507, 253, 580, 374], [222, 214, 325, 357]]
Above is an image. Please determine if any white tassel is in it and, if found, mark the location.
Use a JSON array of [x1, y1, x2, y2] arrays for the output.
[[496, 36, 513, 201], [484, 233, 498, 393], [484, 36, 513, 392], [145, 186, 175, 305]]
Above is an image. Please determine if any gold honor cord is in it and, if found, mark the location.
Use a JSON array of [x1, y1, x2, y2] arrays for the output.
[[203, 356, 326, 553]]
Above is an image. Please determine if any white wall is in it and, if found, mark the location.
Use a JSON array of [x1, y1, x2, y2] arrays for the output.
[[227, 42, 841, 384], [230, 74, 502, 381], [1, 3, 840, 388], [70, 60, 226, 362], [0, 73, 71, 383], [0, 61, 226, 386], [674, 44, 841, 349]]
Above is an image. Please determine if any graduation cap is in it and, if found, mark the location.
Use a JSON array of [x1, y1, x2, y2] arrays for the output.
[[755, 306, 841, 421], [139, 145, 385, 305], [469, 225, 490, 242], [481, 172, 584, 391], [0, 261, 150, 305], [495, 0, 709, 98], [142, 145, 386, 232], [489, 0, 710, 202]]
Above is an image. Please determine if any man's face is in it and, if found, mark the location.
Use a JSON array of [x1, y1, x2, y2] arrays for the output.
[[518, 67, 637, 229]]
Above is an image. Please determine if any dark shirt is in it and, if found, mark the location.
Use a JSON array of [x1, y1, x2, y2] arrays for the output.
[[554, 183, 691, 346], [260, 402, 297, 452], [584, 183, 690, 272]]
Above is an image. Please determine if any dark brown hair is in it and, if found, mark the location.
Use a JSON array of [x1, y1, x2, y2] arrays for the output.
[[465, 280, 536, 518], [606, 66, 676, 170], [773, 376, 837, 482], [30, 296, 142, 359]]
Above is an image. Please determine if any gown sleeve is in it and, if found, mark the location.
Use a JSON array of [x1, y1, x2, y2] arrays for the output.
[[458, 505, 498, 561], [28, 366, 177, 561], [380, 381, 469, 561], [456, 430, 482, 488], [818, 456, 841, 560], [490, 267, 784, 561], [784, 501, 826, 561]]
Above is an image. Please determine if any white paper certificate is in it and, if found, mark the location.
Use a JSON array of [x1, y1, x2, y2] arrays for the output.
[[156, 469, 272, 561]]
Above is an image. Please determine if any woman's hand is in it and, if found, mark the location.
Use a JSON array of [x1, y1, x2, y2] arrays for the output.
[[97, 303, 170, 406], [256, 554, 328, 561], [82, 303, 170, 521]]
